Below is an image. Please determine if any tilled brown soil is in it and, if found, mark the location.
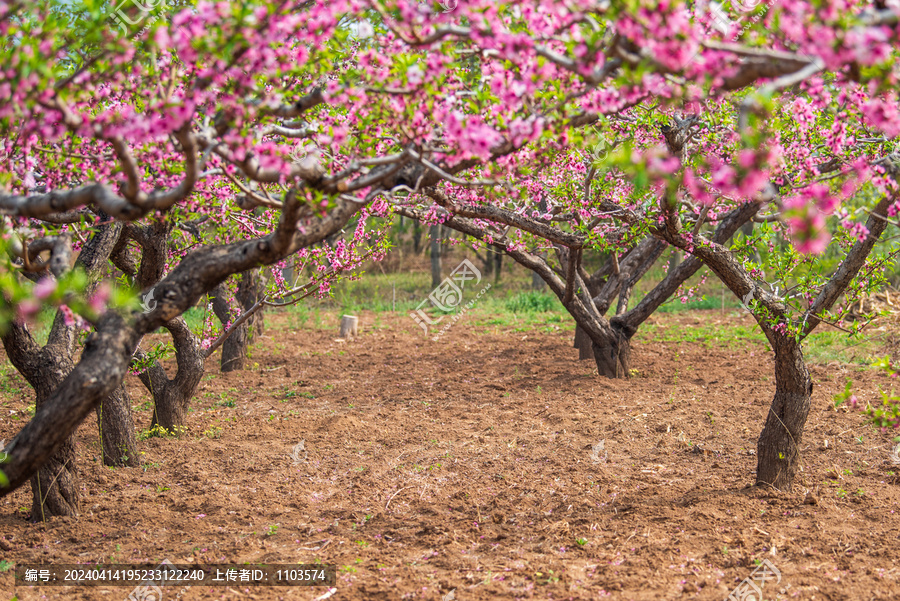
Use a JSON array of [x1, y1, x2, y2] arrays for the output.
[[1, 310, 899, 601]]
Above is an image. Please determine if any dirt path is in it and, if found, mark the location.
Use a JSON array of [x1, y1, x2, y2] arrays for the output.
[[1, 310, 898, 600]]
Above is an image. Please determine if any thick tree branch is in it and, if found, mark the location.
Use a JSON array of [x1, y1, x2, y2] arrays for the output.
[[617, 200, 762, 331], [802, 194, 895, 336], [426, 189, 585, 249]]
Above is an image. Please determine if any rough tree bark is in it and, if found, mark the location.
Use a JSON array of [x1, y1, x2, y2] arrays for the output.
[[1, 221, 126, 518], [237, 269, 265, 341], [210, 268, 264, 371], [138, 318, 204, 431], [573, 326, 593, 360], [2, 318, 79, 519], [113, 220, 206, 426], [210, 268, 265, 372], [212, 281, 250, 372], [90, 226, 139, 469], [95, 385, 138, 468], [756, 340, 811, 489]]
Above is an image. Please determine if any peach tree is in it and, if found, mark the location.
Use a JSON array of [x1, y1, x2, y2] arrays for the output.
[[390, 0, 900, 491]]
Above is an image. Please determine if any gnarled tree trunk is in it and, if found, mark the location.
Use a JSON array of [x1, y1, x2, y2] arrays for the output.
[[138, 318, 204, 431], [0, 221, 128, 519], [756, 340, 812, 491], [590, 330, 631, 378], [564, 293, 633, 379], [21, 335, 79, 519], [114, 220, 206, 430]]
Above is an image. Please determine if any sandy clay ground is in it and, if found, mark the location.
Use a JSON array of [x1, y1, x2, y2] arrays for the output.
[[0, 309, 899, 601]]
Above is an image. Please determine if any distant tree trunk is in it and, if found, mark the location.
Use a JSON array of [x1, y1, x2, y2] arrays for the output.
[[212, 287, 243, 371], [430, 224, 442, 288], [756, 340, 811, 491], [412, 222, 423, 255], [210, 268, 264, 372], [493, 252, 502, 283], [668, 249, 682, 272], [237, 269, 265, 341], [481, 250, 494, 277], [589, 323, 632, 378], [281, 261, 295, 289], [531, 252, 547, 291], [149, 380, 188, 431], [573, 326, 593, 360], [566, 305, 632, 378], [95, 384, 138, 467]]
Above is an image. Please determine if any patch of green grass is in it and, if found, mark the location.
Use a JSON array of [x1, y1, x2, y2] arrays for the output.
[[641, 321, 765, 348], [182, 306, 206, 334], [0, 364, 25, 397], [263, 262, 888, 371], [210, 389, 238, 408], [505, 291, 560, 313], [803, 329, 883, 365]]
